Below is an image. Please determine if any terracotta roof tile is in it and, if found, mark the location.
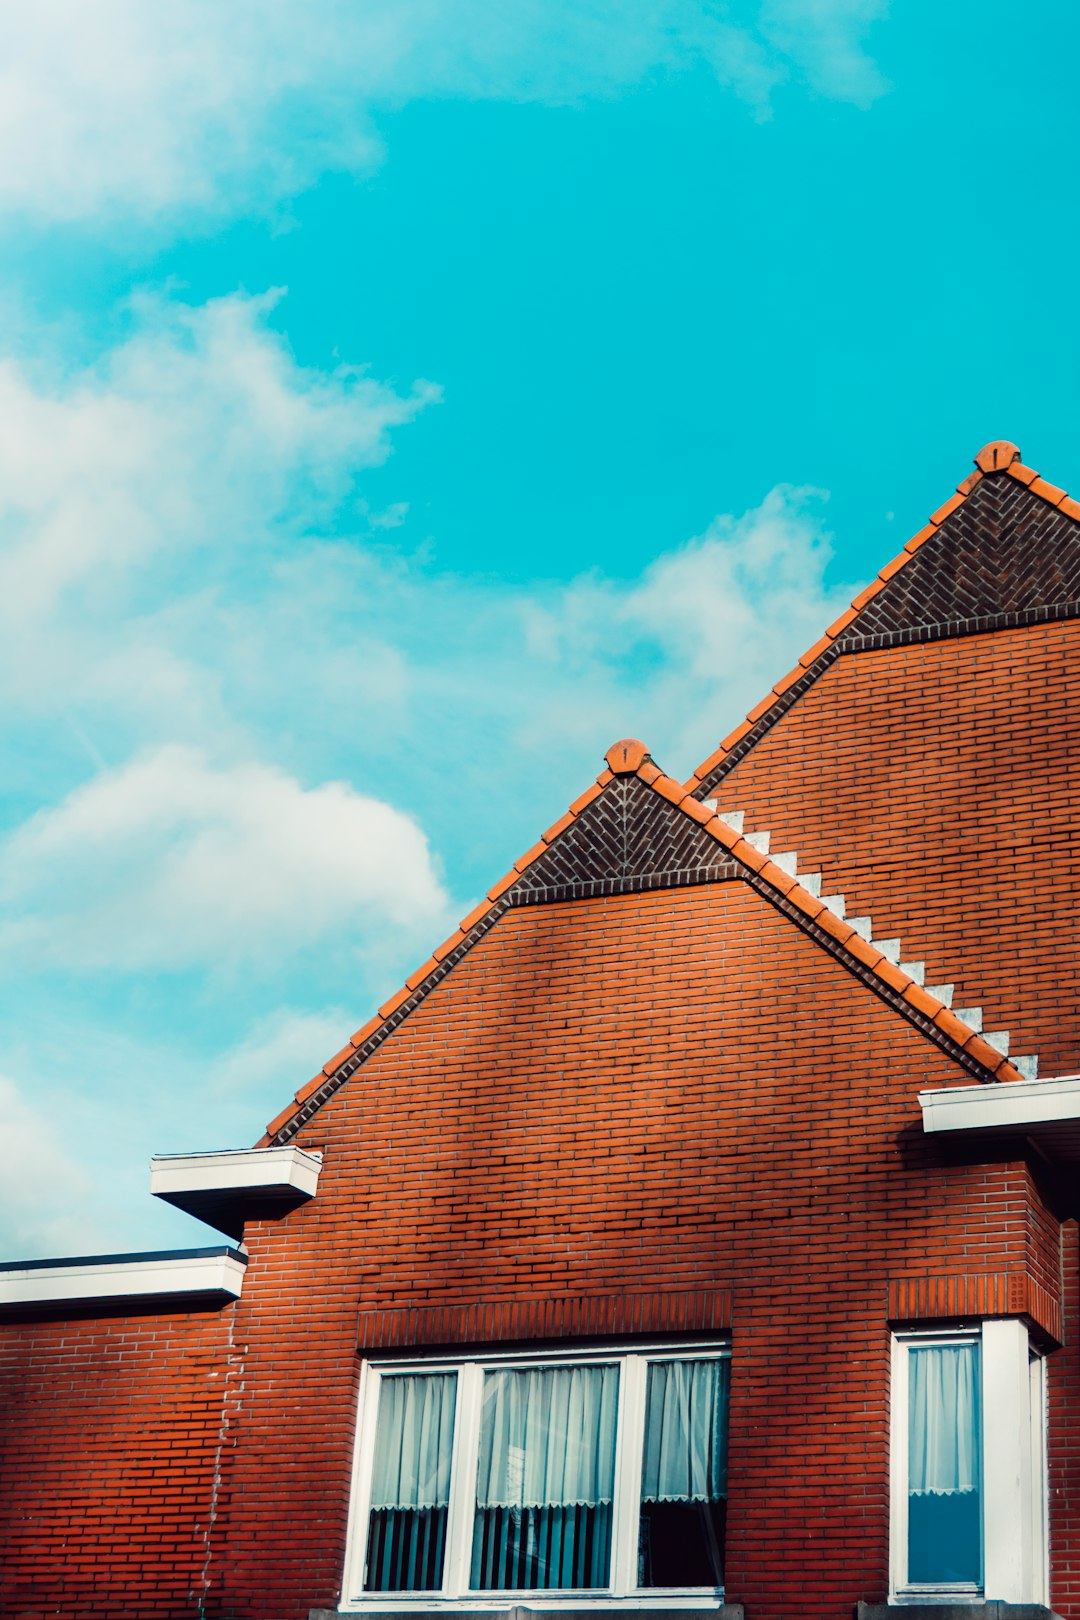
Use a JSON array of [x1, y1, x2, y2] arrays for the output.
[[294, 1072, 327, 1107], [486, 870, 518, 902], [541, 809, 575, 843], [927, 492, 965, 526], [514, 841, 549, 873], [432, 929, 466, 962], [322, 1043, 356, 1077], [405, 958, 439, 991], [1029, 476, 1066, 506], [901, 982, 940, 1019], [1006, 460, 1039, 486], [378, 985, 412, 1020], [458, 900, 492, 934], [568, 782, 604, 816], [903, 523, 938, 556], [350, 1016, 383, 1046]]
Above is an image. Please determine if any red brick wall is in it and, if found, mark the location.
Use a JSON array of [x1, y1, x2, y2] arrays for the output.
[[712, 620, 1080, 1074], [0, 1303, 239, 1620], [217, 880, 1061, 1620], [4, 880, 1071, 1619]]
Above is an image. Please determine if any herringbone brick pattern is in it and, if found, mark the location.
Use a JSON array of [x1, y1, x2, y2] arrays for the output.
[[841, 475, 1080, 641], [513, 774, 737, 900]]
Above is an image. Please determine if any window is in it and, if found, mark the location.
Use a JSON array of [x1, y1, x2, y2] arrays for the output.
[[342, 1343, 730, 1607], [890, 1322, 1048, 1605]]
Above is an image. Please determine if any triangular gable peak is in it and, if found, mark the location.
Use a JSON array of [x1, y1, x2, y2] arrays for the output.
[[688, 440, 1080, 798], [260, 739, 1024, 1148]]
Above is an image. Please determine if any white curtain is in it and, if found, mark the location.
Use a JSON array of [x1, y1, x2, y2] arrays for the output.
[[908, 1344, 980, 1496], [476, 1364, 619, 1509], [641, 1358, 729, 1503], [370, 1372, 457, 1510]]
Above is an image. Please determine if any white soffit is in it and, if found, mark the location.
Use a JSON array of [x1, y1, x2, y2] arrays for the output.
[[150, 1145, 322, 1200], [920, 1075, 1080, 1147], [0, 1246, 247, 1308]]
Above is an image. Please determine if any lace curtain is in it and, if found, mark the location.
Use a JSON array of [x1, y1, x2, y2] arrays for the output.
[[472, 1364, 619, 1590]]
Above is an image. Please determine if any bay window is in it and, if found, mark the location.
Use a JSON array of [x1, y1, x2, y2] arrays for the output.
[[890, 1323, 1048, 1605], [343, 1343, 730, 1607]]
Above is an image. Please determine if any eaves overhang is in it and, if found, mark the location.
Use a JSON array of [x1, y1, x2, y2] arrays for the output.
[[920, 1075, 1080, 1162], [0, 1245, 247, 1312], [150, 1145, 322, 1238]]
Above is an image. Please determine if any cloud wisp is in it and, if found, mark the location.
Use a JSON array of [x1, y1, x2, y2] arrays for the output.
[[0, 1, 889, 228]]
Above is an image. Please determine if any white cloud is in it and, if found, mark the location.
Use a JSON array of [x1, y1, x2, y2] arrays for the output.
[[0, 747, 450, 971], [213, 1008, 355, 1096], [0, 1, 889, 227], [0, 1075, 97, 1257]]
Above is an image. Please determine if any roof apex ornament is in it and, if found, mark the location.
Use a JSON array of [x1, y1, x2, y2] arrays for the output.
[[604, 738, 650, 774], [974, 440, 1021, 473]]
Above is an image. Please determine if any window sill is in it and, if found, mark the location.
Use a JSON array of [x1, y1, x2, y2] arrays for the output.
[[858, 1604, 1062, 1620], [317, 1607, 744, 1620]]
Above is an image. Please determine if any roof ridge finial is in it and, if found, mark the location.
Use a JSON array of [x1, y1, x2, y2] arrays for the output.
[[974, 440, 1021, 473], [605, 738, 650, 774]]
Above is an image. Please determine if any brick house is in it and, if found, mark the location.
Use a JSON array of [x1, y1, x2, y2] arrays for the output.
[[2, 437, 1079, 1620]]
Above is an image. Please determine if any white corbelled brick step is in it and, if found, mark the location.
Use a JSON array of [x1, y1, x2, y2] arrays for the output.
[[702, 809, 1030, 1075]]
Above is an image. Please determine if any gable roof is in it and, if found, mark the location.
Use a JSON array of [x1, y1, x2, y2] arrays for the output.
[[259, 738, 1026, 1149], [687, 441, 1080, 798]]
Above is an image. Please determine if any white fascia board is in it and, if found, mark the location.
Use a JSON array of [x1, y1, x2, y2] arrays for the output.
[[920, 1075, 1080, 1135], [149, 1145, 322, 1200], [0, 1246, 247, 1307]]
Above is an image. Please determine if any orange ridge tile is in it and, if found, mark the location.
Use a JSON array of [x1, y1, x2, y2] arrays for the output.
[[798, 634, 833, 669], [903, 523, 938, 556], [458, 900, 492, 934], [635, 760, 663, 786], [295, 1073, 327, 1107], [350, 1016, 383, 1046], [1029, 476, 1066, 506], [378, 985, 412, 1021], [432, 930, 466, 963], [541, 810, 575, 844], [405, 958, 439, 992], [486, 870, 518, 902], [1006, 460, 1038, 487], [265, 1102, 297, 1139], [322, 1043, 357, 1077], [568, 782, 603, 816], [928, 492, 965, 526], [514, 841, 548, 873]]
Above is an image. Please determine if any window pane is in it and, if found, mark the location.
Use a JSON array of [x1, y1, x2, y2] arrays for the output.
[[639, 1357, 729, 1587], [471, 1364, 619, 1590], [907, 1343, 981, 1586], [364, 1372, 457, 1592]]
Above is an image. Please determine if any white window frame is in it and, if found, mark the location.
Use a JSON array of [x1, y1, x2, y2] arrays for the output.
[[340, 1339, 731, 1612], [889, 1322, 1048, 1606]]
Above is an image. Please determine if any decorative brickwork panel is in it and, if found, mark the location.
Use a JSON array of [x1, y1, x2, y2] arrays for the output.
[[357, 1287, 733, 1351], [888, 1271, 1062, 1345], [839, 477, 1080, 644], [512, 774, 737, 902]]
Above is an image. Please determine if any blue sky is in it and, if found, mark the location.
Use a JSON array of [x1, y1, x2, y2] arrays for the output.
[[1, 0, 1077, 1257]]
